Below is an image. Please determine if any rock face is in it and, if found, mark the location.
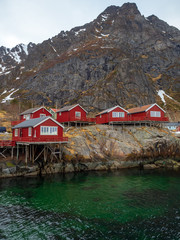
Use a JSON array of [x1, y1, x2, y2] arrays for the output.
[[0, 125, 180, 178], [62, 125, 180, 163], [0, 3, 180, 114]]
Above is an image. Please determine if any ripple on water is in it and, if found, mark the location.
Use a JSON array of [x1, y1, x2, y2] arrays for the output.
[[0, 169, 179, 240]]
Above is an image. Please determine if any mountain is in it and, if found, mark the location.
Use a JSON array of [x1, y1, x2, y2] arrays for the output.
[[0, 3, 180, 116]]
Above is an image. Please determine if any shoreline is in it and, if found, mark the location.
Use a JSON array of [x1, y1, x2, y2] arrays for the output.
[[0, 125, 180, 179], [0, 158, 180, 179]]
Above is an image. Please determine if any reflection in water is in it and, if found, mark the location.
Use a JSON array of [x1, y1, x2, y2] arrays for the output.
[[0, 168, 180, 240]]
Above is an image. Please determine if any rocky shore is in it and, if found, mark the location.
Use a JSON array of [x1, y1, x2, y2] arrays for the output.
[[0, 125, 180, 178]]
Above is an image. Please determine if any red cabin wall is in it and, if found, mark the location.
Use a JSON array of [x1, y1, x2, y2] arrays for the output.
[[57, 106, 87, 123], [109, 107, 128, 122], [12, 119, 63, 142], [128, 105, 166, 121], [128, 111, 147, 121], [57, 111, 69, 123], [96, 107, 128, 124], [20, 108, 52, 120], [96, 113, 109, 124], [34, 119, 63, 140], [32, 108, 52, 118]]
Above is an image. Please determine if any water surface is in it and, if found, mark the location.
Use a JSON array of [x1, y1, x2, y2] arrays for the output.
[[0, 169, 180, 239]]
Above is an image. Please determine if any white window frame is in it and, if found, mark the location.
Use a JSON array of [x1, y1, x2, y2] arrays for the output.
[[40, 126, 58, 135], [150, 111, 161, 117], [75, 111, 81, 118], [24, 114, 30, 120], [40, 114, 46, 117], [112, 112, 125, 118], [28, 127, 32, 136], [15, 129, 18, 137], [34, 130, 36, 138]]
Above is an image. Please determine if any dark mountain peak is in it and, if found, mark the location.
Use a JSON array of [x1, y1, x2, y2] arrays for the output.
[[120, 2, 140, 15], [0, 3, 179, 114], [147, 14, 180, 34], [101, 5, 120, 15], [98, 3, 140, 20]]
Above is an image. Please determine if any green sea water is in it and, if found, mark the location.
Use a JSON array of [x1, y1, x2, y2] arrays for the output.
[[0, 169, 180, 240]]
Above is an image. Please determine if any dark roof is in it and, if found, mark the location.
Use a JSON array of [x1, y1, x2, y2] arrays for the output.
[[20, 107, 40, 115], [128, 103, 165, 114], [51, 108, 60, 113], [57, 105, 76, 113], [57, 104, 87, 113], [127, 104, 152, 114], [12, 116, 48, 129], [96, 105, 128, 116], [97, 107, 115, 116]]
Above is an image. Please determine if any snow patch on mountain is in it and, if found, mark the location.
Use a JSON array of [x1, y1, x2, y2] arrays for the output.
[[74, 28, 86, 36], [0, 90, 7, 96], [157, 90, 173, 104], [101, 14, 110, 21], [1, 89, 19, 103], [0, 64, 6, 73], [21, 44, 28, 55]]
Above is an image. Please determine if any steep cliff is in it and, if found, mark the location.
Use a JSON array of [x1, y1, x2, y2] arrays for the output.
[[0, 3, 180, 117]]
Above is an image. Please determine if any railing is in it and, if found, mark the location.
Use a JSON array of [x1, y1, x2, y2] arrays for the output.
[[11, 120, 24, 126], [0, 140, 16, 147], [13, 137, 68, 143]]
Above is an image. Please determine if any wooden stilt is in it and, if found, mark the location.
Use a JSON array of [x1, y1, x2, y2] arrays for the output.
[[44, 145, 46, 162], [11, 147, 14, 160], [59, 143, 61, 160], [17, 144, 19, 161], [32, 145, 34, 164], [29, 145, 31, 162], [25, 145, 28, 165]]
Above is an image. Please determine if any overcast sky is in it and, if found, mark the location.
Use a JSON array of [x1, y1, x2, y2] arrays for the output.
[[0, 0, 180, 48]]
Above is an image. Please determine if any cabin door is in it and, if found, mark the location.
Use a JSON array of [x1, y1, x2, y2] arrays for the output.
[[20, 129, 22, 137]]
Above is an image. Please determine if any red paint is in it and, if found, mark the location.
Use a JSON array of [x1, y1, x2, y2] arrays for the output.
[[56, 105, 87, 123], [96, 106, 128, 124], [128, 104, 169, 121], [0, 140, 16, 147], [20, 107, 52, 120], [12, 118, 67, 143]]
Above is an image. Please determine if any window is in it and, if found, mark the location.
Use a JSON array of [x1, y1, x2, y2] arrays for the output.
[[59, 112, 61, 116], [150, 111, 161, 117], [40, 114, 46, 117], [28, 127, 32, 136], [15, 129, 18, 137], [24, 114, 30, 120], [112, 112, 125, 118], [40, 126, 58, 135], [75, 111, 81, 118]]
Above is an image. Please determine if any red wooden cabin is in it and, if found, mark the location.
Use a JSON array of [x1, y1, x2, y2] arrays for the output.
[[12, 116, 67, 143], [20, 106, 52, 121], [96, 105, 128, 124], [56, 104, 88, 123], [127, 103, 169, 122]]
